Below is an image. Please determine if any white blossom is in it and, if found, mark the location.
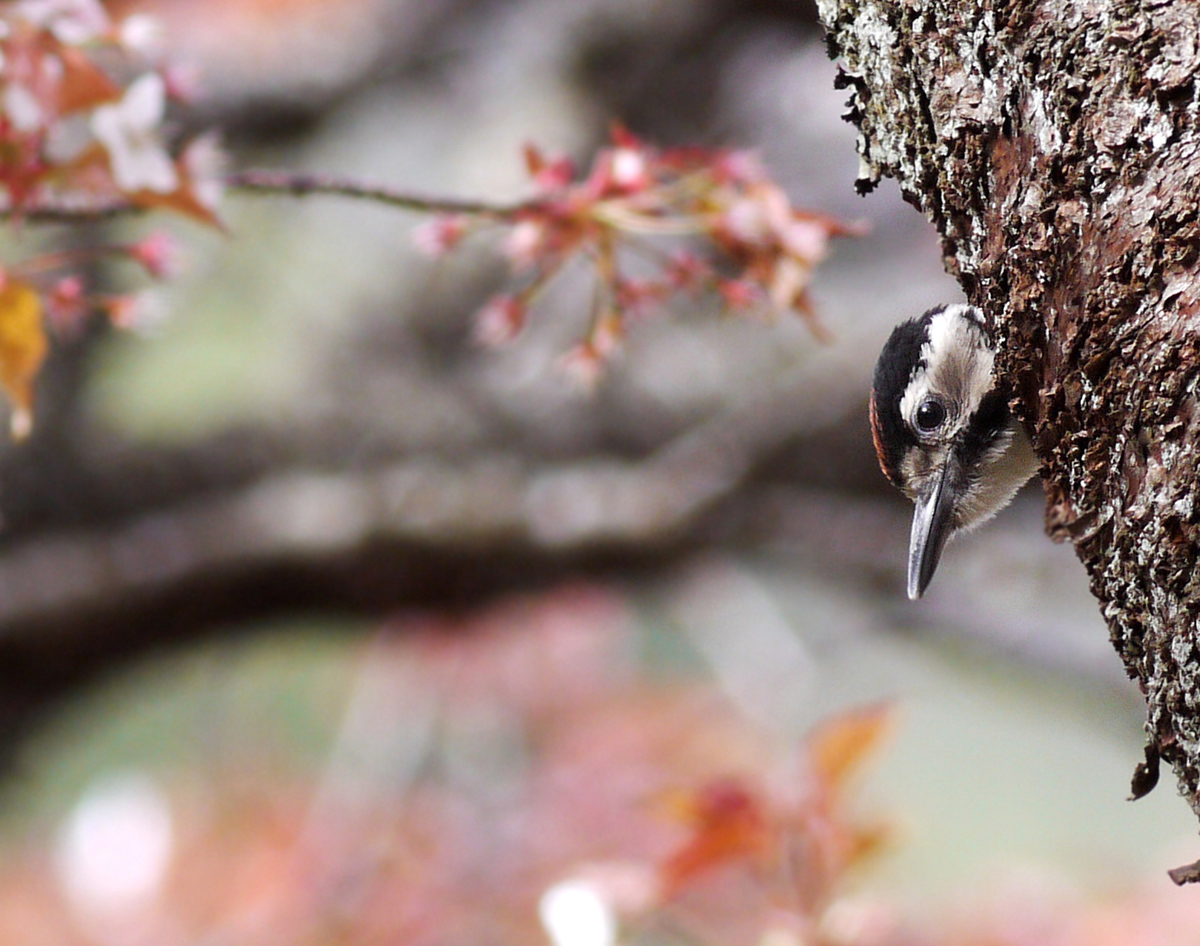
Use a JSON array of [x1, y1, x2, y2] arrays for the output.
[[91, 73, 178, 194], [181, 132, 227, 213], [13, 0, 109, 44], [118, 15, 164, 57], [3, 82, 44, 133]]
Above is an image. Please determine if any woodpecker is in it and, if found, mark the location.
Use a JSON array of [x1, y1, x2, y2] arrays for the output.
[[870, 303, 1039, 599]]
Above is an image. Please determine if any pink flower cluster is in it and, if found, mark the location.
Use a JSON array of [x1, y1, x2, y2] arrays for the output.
[[420, 126, 862, 381], [0, 1, 218, 435], [0, 0, 223, 220]]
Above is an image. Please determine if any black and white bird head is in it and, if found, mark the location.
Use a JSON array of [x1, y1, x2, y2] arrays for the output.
[[870, 304, 1038, 599]]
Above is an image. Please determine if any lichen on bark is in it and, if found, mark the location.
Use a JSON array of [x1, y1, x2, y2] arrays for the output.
[[818, 0, 1200, 877]]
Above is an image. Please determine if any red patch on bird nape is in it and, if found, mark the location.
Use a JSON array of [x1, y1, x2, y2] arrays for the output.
[[869, 390, 895, 484]]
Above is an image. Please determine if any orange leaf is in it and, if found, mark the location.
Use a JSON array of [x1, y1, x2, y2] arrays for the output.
[[523, 142, 546, 177], [130, 183, 224, 230], [0, 281, 47, 439], [56, 47, 123, 114], [807, 703, 894, 790], [844, 820, 893, 869], [127, 141, 228, 230], [658, 778, 772, 897]]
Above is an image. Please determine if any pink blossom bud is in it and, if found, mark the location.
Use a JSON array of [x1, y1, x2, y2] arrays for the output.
[[533, 156, 576, 192], [46, 275, 87, 332], [718, 278, 764, 311], [504, 219, 547, 270], [104, 291, 166, 333], [413, 214, 469, 258], [128, 230, 182, 278], [590, 314, 623, 358], [558, 343, 605, 391], [608, 147, 649, 192], [474, 295, 526, 346]]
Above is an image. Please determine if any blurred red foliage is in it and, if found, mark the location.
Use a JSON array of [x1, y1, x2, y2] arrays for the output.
[[1, 584, 1199, 945], [0, 585, 895, 945]]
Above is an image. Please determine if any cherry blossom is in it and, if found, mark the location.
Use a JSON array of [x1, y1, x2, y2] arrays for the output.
[[128, 231, 183, 280], [91, 73, 178, 194], [12, 0, 109, 45], [179, 133, 226, 214]]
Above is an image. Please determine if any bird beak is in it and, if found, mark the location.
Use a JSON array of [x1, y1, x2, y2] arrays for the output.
[[907, 455, 960, 600]]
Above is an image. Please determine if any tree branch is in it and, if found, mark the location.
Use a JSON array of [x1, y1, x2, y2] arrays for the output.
[[0, 369, 867, 754], [0, 170, 531, 223], [223, 169, 526, 218]]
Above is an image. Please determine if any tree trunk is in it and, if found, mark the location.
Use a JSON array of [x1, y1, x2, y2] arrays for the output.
[[817, 0, 1200, 877]]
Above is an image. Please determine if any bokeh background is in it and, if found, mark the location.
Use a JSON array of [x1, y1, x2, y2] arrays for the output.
[[0, 0, 1198, 941]]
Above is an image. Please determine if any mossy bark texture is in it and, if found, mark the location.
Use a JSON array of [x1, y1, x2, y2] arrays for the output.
[[818, 0, 1200, 873]]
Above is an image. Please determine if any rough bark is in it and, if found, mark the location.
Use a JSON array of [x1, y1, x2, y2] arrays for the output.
[[818, 0, 1200, 871]]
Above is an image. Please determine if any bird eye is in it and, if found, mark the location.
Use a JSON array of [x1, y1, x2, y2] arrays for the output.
[[915, 398, 947, 432]]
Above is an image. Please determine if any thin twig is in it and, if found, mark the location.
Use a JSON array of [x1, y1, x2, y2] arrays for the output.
[[0, 198, 135, 222], [224, 168, 530, 219], [0, 168, 538, 223]]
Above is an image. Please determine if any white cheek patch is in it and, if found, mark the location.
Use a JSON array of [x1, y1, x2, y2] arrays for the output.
[[899, 306, 995, 430], [955, 423, 1039, 531]]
